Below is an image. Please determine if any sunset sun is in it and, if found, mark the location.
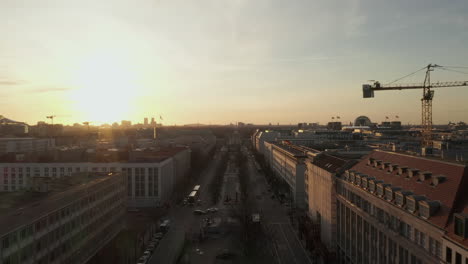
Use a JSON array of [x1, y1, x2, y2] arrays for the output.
[[68, 53, 139, 124]]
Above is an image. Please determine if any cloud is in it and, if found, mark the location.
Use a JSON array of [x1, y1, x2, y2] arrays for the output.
[[0, 80, 23, 85], [28, 87, 72, 93]]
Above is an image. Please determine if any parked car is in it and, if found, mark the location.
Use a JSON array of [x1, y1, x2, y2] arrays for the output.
[[149, 241, 158, 247], [206, 207, 219, 213], [159, 219, 170, 233], [142, 251, 151, 258], [137, 256, 148, 264], [147, 245, 156, 252], [193, 209, 207, 215], [216, 249, 235, 259], [153, 232, 164, 239]]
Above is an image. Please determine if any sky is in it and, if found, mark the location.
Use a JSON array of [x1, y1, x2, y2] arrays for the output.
[[1, 0, 468, 126]]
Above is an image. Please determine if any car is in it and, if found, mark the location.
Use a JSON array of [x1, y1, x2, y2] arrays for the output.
[[149, 241, 158, 247], [159, 219, 170, 233], [147, 245, 156, 251], [216, 249, 235, 259], [206, 207, 219, 213], [137, 256, 148, 264], [153, 232, 164, 239], [193, 209, 207, 215]]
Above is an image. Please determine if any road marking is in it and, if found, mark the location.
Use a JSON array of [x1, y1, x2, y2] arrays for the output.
[[272, 237, 282, 264], [286, 223, 313, 264], [277, 223, 298, 264]]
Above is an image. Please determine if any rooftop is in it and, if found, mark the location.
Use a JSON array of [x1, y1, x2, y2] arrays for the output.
[[0, 172, 120, 236], [349, 150, 468, 245], [270, 142, 312, 157], [311, 153, 352, 173], [0, 146, 188, 163]]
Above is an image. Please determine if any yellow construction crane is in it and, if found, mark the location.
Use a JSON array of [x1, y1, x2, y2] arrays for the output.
[[363, 64, 468, 149]]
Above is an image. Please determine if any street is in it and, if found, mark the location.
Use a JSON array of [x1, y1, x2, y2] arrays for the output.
[[149, 150, 224, 264], [150, 143, 313, 264], [244, 147, 313, 264]]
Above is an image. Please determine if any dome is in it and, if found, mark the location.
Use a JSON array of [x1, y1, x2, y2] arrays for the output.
[[354, 116, 372, 126]]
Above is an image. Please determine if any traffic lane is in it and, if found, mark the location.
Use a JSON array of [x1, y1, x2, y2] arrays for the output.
[[150, 152, 223, 264], [246, 157, 312, 264]]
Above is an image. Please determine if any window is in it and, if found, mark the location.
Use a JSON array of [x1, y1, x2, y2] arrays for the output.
[[456, 252, 461, 264], [385, 188, 393, 201], [447, 247, 453, 263], [454, 214, 467, 238], [376, 184, 384, 196], [148, 168, 154, 196], [429, 237, 435, 255], [2, 236, 9, 249], [420, 232, 426, 248], [419, 203, 430, 219], [407, 197, 416, 213], [436, 240, 442, 258]]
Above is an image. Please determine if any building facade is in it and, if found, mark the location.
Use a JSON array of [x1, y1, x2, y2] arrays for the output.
[[0, 172, 127, 264], [0, 148, 190, 207], [268, 142, 308, 209], [306, 153, 353, 256], [0, 138, 55, 153], [335, 150, 468, 264]]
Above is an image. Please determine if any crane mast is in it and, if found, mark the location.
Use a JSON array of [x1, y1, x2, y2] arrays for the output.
[[421, 64, 435, 147], [363, 64, 468, 149]]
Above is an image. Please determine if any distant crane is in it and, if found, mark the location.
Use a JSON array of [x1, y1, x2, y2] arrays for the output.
[[46, 115, 56, 125], [363, 64, 468, 148], [82, 121, 91, 131]]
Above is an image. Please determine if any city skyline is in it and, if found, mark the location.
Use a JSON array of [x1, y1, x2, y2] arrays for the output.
[[1, 0, 468, 125]]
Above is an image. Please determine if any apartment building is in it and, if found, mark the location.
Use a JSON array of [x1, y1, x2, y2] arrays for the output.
[[0, 138, 55, 153], [335, 150, 468, 264], [265, 142, 309, 209], [0, 172, 127, 264], [253, 130, 280, 154], [0, 147, 190, 207], [305, 152, 353, 256]]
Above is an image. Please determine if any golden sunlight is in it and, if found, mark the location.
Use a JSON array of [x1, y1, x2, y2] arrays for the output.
[[67, 53, 139, 124]]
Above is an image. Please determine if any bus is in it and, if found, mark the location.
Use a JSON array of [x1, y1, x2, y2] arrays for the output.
[[188, 191, 198, 204]]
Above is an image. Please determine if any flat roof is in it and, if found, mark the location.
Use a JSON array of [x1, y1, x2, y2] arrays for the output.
[[0, 172, 120, 236]]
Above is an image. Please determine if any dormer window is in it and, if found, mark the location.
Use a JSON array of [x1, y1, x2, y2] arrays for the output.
[[360, 175, 370, 189], [367, 158, 375, 166], [385, 186, 401, 202], [376, 183, 390, 197], [369, 181, 375, 193], [344, 170, 350, 181], [397, 166, 408, 175], [454, 214, 468, 238], [431, 175, 446, 186], [408, 169, 419, 178], [349, 172, 355, 183], [419, 200, 440, 219], [355, 174, 362, 186], [389, 164, 399, 172], [395, 190, 413, 207], [375, 160, 383, 169], [382, 162, 391, 170], [418, 171, 432, 182], [407, 195, 426, 213]]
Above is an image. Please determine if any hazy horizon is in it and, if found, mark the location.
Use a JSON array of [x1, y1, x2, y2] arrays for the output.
[[1, 0, 468, 125]]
